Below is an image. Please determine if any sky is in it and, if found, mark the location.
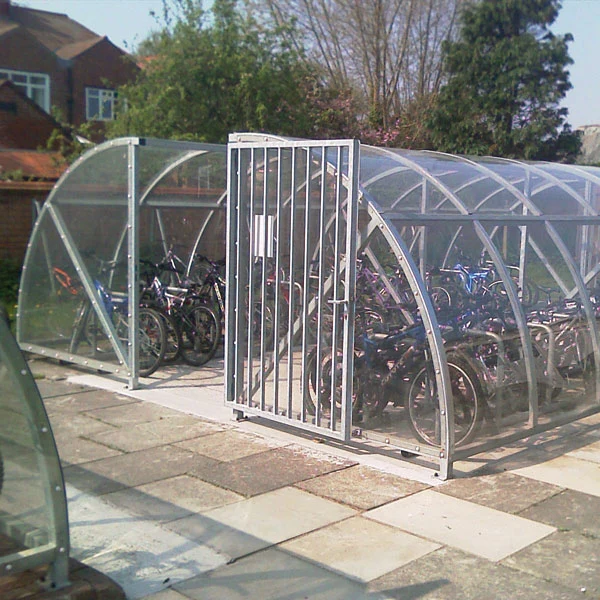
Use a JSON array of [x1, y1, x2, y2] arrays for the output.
[[17, 0, 600, 129]]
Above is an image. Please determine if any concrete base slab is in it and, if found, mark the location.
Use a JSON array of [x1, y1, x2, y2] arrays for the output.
[[280, 516, 440, 582], [514, 455, 600, 497], [365, 489, 555, 561], [67, 484, 227, 600]]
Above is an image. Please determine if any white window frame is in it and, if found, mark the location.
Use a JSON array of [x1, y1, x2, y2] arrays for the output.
[[85, 87, 118, 121], [0, 68, 50, 112]]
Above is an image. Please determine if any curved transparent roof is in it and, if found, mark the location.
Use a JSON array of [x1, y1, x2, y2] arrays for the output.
[[359, 145, 600, 218]]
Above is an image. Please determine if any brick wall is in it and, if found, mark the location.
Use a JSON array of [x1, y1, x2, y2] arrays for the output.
[[0, 83, 59, 149], [0, 27, 69, 118], [0, 183, 51, 263], [71, 38, 140, 127]]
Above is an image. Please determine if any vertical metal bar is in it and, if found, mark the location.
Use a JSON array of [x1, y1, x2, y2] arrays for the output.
[[273, 148, 284, 415], [259, 148, 269, 411], [234, 149, 249, 408], [300, 148, 313, 422], [315, 147, 328, 427], [225, 145, 237, 405], [246, 148, 257, 408], [330, 146, 344, 434], [419, 179, 428, 277], [581, 180, 592, 275], [127, 141, 140, 390], [287, 148, 298, 418], [340, 140, 360, 440]]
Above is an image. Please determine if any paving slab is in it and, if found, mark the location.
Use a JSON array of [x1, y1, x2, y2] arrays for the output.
[[437, 471, 563, 513], [67, 485, 227, 600], [142, 591, 189, 600], [519, 489, 600, 538], [103, 475, 243, 523], [565, 438, 600, 463], [166, 487, 356, 560], [35, 379, 89, 399], [514, 454, 600, 497], [173, 547, 388, 600], [367, 546, 583, 600], [365, 489, 555, 562], [175, 429, 285, 461], [63, 445, 214, 495], [189, 444, 356, 497], [294, 464, 430, 510], [502, 530, 600, 595], [280, 516, 440, 582], [85, 415, 227, 452], [46, 412, 117, 438], [41, 388, 136, 415], [84, 402, 184, 427], [54, 434, 124, 466]]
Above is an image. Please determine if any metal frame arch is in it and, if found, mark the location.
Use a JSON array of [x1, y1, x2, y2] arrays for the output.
[[17, 137, 139, 342], [360, 191, 455, 472], [431, 151, 600, 406], [400, 149, 541, 418]]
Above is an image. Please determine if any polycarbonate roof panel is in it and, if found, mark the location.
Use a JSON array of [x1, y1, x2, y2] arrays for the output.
[[358, 146, 597, 218]]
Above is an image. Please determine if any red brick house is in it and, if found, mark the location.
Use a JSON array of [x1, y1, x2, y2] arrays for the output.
[[0, 0, 140, 127], [0, 0, 140, 261]]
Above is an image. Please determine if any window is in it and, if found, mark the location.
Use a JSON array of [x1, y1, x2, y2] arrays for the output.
[[0, 69, 50, 112], [86, 87, 118, 121]]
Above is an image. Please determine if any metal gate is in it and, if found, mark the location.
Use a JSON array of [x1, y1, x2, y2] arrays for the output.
[[225, 135, 360, 440]]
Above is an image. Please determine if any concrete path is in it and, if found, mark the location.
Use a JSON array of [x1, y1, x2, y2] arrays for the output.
[[30, 358, 600, 599]]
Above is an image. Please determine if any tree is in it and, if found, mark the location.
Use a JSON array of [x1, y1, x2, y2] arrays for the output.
[[427, 0, 581, 161], [108, 0, 320, 142], [257, 0, 465, 130]]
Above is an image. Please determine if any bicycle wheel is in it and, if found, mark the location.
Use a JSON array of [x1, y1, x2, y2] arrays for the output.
[[138, 308, 167, 377], [180, 305, 220, 366], [304, 346, 339, 416], [429, 286, 452, 310], [158, 311, 182, 363], [489, 278, 537, 306], [405, 354, 483, 447]]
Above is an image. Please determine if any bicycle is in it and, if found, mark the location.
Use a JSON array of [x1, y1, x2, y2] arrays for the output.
[[140, 259, 221, 367], [68, 260, 167, 377]]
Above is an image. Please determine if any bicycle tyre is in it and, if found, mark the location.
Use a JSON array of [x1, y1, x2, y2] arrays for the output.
[[405, 354, 483, 447], [158, 310, 182, 363], [304, 346, 337, 416], [138, 307, 167, 377], [180, 305, 220, 366]]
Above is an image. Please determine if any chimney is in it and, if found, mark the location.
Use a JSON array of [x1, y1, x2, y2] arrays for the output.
[[0, 1, 10, 17]]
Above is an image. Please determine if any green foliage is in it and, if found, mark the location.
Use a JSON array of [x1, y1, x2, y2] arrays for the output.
[[427, 0, 581, 161], [109, 0, 321, 142], [0, 258, 21, 320], [45, 109, 97, 167]]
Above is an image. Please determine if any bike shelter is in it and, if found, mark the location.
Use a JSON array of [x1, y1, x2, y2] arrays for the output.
[[17, 134, 600, 478], [0, 317, 69, 589]]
